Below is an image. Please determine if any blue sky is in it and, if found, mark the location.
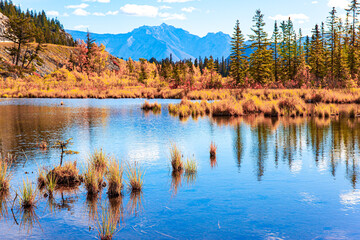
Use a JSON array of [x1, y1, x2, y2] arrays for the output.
[[13, 0, 351, 37]]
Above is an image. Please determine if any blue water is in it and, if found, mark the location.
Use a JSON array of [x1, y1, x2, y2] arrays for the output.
[[0, 98, 359, 239]]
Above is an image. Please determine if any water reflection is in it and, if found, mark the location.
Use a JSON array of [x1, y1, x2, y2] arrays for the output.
[[0, 192, 8, 220], [19, 207, 41, 234], [170, 170, 183, 197], [127, 191, 143, 217]]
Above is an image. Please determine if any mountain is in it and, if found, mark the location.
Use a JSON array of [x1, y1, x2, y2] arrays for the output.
[[67, 23, 232, 61], [0, 12, 9, 42]]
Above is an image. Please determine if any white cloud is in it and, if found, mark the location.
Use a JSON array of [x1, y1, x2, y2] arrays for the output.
[[66, 3, 89, 9], [47, 11, 59, 16], [159, 12, 186, 20], [120, 4, 158, 17], [93, 11, 119, 16], [269, 13, 310, 22], [158, 0, 194, 2], [93, 12, 106, 16], [328, 0, 349, 9], [73, 8, 91, 16], [311, 1, 318, 4], [73, 25, 89, 30], [83, 0, 110, 2], [181, 7, 195, 13], [160, 5, 172, 10]]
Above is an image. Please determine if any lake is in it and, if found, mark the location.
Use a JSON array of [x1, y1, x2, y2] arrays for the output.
[[0, 98, 360, 239]]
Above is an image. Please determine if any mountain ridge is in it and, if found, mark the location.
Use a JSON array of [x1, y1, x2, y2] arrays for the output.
[[66, 23, 232, 61]]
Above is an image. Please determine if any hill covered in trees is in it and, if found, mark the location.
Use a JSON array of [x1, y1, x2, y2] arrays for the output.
[[0, 0, 73, 46]]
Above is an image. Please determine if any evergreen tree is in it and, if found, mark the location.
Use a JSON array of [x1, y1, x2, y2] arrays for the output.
[[249, 9, 273, 84], [230, 20, 247, 86], [272, 21, 281, 82], [309, 24, 327, 84]]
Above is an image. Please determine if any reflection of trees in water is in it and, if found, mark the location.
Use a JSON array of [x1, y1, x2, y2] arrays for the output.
[[0, 104, 109, 168], [213, 115, 360, 188]]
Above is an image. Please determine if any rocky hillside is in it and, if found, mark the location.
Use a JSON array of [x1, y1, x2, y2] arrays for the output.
[[0, 12, 8, 42]]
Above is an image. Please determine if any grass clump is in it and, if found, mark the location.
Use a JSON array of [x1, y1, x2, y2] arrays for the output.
[[0, 154, 13, 194], [96, 207, 119, 240], [89, 149, 109, 173], [106, 159, 124, 198], [19, 178, 37, 209], [141, 100, 161, 112], [46, 173, 57, 196], [84, 165, 103, 196], [126, 162, 144, 192], [184, 158, 198, 175], [210, 142, 217, 158], [170, 143, 183, 172], [212, 99, 243, 116], [48, 161, 82, 187]]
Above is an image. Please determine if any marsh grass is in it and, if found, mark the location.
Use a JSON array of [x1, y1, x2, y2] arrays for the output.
[[0, 154, 13, 194], [126, 162, 144, 192], [106, 159, 124, 198], [210, 142, 217, 158], [46, 173, 57, 196], [170, 144, 183, 172], [141, 100, 161, 112], [48, 161, 81, 187], [90, 149, 109, 174], [184, 158, 198, 175], [96, 207, 120, 240], [19, 178, 37, 209], [37, 167, 47, 189], [84, 165, 103, 196]]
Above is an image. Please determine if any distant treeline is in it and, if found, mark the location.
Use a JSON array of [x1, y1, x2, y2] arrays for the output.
[[149, 1, 360, 89], [0, 0, 74, 46]]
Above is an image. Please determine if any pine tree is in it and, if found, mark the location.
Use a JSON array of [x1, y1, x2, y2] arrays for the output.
[[249, 9, 273, 84], [230, 20, 247, 86], [309, 24, 326, 84], [272, 21, 280, 82], [347, 0, 360, 77]]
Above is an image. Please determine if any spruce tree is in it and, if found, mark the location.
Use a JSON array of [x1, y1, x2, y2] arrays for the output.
[[309, 24, 326, 84], [230, 20, 247, 86], [272, 21, 280, 82], [249, 9, 273, 84]]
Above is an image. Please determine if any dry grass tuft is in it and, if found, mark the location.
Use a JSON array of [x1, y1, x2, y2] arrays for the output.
[[19, 178, 37, 209], [48, 161, 81, 187], [210, 142, 217, 158], [126, 162, 144, 192], [106, 159, 124, 198], [141, 100, 161, 112], [0, 154, 13, 194], [170, 143, 183, 172], [184, 157, 198, 175], [89, 149, 109, 174]]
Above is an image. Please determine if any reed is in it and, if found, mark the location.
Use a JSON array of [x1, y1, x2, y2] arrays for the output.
[[48, 161, 81, 187], [106, 159, 124, 198], [89, 149, 109, 174], [46, 173, 57, 196], [84, 165, 102, 196], [170, 143, 183, 172], [141, 100, 161, 112], [19, 178, 37, 209], [210, 142, 217, 158], [0, 154, 13, 194], [184, 157, 198, 175], [126, 162, 144, 192]]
